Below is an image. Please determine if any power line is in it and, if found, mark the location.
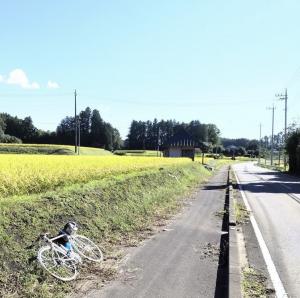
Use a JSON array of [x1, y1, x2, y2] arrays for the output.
[[286, 65, 300, 88], [0, 93, 72, 97], [0, 93, 271, 106], [73, 96, 268, 106]]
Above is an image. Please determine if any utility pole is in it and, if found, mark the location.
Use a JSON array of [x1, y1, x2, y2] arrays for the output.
[[259, 123, 262, 164], [276, 88, 288, 171], [157, 127, 161, 157], [74, 89, 77, 154], [267, 104, 275, 166], [78, 117, 80, 155]]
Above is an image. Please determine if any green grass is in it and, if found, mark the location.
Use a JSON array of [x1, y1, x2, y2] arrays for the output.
[[234, 202, 250, 225], [0, 143, 112, 156], [0, 162, 212, 298], [257, 159, 288, 172], [114, 150, 160, 156], [242, 267, 269, 297], [195, 156, 250, 170], [77, 146, 112, 156]]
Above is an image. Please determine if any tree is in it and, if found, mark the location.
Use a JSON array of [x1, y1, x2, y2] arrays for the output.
[[0, 115, 6, 133], [187, 121, 207, 143], [0, 113, 38, 143], [102, 122, 114, 150], [127, 120, 146, 149], [237, 146, 246, 156], [112, 128, 122, 150], [246, 140, 259, 151], [22, 117, 38, 142], [207, 124, 220, 145], [79, 107, 92, 146], [90, 109, 106, 147], [286, 129, 300, 174], [126, 119, 221, 150], [56, 116, 76, 145]]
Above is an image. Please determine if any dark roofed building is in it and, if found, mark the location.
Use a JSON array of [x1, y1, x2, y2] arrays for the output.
[[163, 129, 198, 160]]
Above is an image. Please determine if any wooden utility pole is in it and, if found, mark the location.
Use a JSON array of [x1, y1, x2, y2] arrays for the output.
[[276, 89, 288, 171], [157, 127, 161, 157], [259, 123, 262, 165], [266, 104, 275, 166], [78, 117, 80, 155], [74, 89, 77, 154]]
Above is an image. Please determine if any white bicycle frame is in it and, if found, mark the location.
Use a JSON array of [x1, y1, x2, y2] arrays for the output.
[[38, 232, 102, 281], [42, 234, 75, 259]]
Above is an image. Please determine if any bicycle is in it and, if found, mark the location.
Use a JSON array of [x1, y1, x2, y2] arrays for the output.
[[38, 232, 103, 281]]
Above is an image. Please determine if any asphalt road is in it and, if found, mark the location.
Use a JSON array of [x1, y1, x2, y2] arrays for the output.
[[84, 168, 229, 298], [233, 162, 300, 297]]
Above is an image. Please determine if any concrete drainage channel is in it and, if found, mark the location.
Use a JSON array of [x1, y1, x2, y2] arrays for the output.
[[227, 166, 274, 298], [228, 167, 242, 298], [214, 167, 241, 298], [214, 169, 230, 297]]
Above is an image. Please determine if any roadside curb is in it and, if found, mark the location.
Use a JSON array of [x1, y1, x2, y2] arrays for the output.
[[228, 166, 242, 298]]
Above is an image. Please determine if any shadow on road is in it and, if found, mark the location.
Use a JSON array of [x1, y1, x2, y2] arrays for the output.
[[237, 171, 300, 195], [202, 184, 228, 190], [214, 179, 229, 298]]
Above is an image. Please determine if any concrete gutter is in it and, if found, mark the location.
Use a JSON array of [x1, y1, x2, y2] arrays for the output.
[[228, 167, 242, 298]]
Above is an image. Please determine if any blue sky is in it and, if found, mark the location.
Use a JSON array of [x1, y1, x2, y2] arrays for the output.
[[1, 1, 300, 139]]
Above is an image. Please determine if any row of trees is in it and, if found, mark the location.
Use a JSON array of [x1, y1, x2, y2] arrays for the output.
[[0, 114, 33, 143], [220, 138, 259, 156], [0, 107, 122, 150], [126, 119, 220, 150], [56, 107, 122, 150], [221, 138, 259, 150]]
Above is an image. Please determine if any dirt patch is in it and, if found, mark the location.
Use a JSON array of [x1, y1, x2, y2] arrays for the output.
[[196, 242, 221, 261], [242, 267, 275, 297], [214, 209, 228, 219]]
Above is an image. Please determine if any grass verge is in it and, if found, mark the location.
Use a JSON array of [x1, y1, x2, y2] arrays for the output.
[[230, 169, 250, 225], [0, 163, 211, 297], [0, 143, 112, 156], [242, 267, 268, 297], [256, 162, 287, 172], [233, 202, 250, 225], [113, 150, 159, 156]]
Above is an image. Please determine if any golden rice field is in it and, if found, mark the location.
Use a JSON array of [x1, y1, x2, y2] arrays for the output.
[[0, 155, 192, 198]]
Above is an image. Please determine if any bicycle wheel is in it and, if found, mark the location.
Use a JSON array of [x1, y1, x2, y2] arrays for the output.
[[38, 245, 78, 281], [70, 235, 103, 263]]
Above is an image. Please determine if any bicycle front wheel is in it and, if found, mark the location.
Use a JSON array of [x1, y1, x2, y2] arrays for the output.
[[38, 245, 78, 281], [71, 235, 103, 263]]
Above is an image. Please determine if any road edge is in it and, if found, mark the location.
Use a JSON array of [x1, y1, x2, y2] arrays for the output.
[[228, 166, 242, 298]]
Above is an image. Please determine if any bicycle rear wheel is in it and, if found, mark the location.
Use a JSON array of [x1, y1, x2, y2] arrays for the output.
[[71, 235, 103, 263], [38, 245, 78, 281]]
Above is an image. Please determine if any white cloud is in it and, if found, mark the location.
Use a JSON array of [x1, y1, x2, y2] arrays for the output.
[[47, 80, 60, 89], [2, 69, 40, 89]]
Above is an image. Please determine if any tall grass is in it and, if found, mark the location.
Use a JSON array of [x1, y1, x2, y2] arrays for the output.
[[0, 163, 211, 298], [0, 155, 192, 198]]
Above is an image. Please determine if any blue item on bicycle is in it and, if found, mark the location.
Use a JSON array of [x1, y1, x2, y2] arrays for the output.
[[63, 242, 72, 251]]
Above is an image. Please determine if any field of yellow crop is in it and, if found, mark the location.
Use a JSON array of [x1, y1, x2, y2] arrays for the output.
[[0, 155, 192, 198]]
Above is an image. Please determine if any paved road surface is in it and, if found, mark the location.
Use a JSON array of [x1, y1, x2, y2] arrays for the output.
[[233, 162, 300, 297], [84, 168, 229, 298]]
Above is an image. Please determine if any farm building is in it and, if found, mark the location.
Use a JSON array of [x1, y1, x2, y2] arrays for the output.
[[163, 130, 198, 160]]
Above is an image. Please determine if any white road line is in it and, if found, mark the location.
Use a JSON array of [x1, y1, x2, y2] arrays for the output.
[[233, 170, 288, 298]]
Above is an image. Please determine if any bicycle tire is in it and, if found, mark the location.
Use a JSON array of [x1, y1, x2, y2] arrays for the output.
[[38, 245, 78, 281], [70, 235, 103, 263]]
